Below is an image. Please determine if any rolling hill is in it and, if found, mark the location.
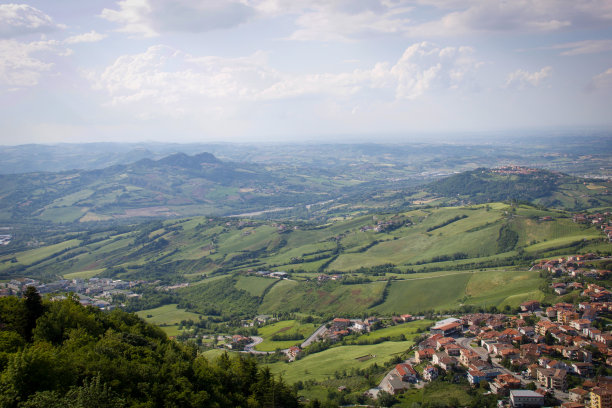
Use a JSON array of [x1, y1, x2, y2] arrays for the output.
[[1, 201, 608, 316]]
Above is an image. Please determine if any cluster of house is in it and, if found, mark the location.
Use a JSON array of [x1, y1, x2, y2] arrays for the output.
[[533, 254, 610, 281], [359, 216, 408, 233], [375, 298, 612, 408], [573, 212, 612, 242], [0, 277, 144, 309], [250, 270, 288, 279], [491, 166, 541, 176]]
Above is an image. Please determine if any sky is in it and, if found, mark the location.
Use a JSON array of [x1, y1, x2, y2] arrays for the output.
[[0, 0, 611, 144]]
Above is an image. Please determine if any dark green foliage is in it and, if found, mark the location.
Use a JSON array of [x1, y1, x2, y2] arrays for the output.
[[0, 296, 298, 408], [497, 224, 519, 252], [426, 215, 467, 232], [427, 168, 560, 203], [178, 277, 260, 318]]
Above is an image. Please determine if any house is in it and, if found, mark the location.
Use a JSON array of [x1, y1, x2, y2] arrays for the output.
[[509, 390, 544, 408], [432, 352, 457, 371], [401, 314, 413, 322], [590, 386, 612, 408], [332, 318, 351, 330], [394, 363, 418, 383], [467, 366, 499, 385], [415, 348, 435, 363], [568, 387, 589, 403], [287, 346, 301, 360], [380, 373, 411, 395], [422, 365, 438, 382], [571, 362, 594, 377], [521, 300, 541, 312], [430, 321, 462, 336], [490, 374, 521, 395], [436, 337, 456, 350], [536, 368, 567, 391]]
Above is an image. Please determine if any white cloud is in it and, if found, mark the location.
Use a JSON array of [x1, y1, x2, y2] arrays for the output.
[[587, 68, 612, 91], [552, 39, 612, 56], [101, 0, 254, 37], [404, 0, 612, 37], [505, 66, 552, 89], [65, 30, 108, 44], [282, 1, 413, 42], [87, 41, 481, 118], [0, 39, 70, 88], [0, 4, 65, 38]]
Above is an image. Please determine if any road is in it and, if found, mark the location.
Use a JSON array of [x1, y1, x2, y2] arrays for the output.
[[301, 324, 328, 348], [242, 336, 273, 355]]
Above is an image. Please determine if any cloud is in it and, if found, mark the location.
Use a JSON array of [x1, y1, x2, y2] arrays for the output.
[[587, 68, 612, 92], [280, 1, 413, 42], [404, 0, 612, 37], [87, 41, 481, 117], [101, 0, 254, 37], [551, 39, 612, 56], [0, 39, 70, 88], [65, 30, 108, 44], [505, 66, 552, 89], [0, 4, 65, 38]]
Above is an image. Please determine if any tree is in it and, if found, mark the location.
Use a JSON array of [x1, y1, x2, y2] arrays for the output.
[[23, 286, 44, 341]]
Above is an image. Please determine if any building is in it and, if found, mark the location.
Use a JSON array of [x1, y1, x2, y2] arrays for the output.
[[591, 386, 612, 408], [430, 321, 462, 336], [509, 390, 545, 407], [537, 368, 567, 391], [394, 363, 418, 383]]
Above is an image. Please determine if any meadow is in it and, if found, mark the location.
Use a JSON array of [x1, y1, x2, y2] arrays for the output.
[[255, 319, 319, 351], [266, 340, 414, 384]]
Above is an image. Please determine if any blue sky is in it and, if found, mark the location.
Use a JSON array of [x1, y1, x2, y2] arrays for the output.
[[1, 0, 611, 144]]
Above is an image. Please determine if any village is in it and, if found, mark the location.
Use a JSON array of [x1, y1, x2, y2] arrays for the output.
[[219, 254, 612, 408], [0, 276, 147, 309]]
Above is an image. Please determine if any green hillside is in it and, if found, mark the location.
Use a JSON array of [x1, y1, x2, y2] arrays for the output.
[[426, 167, 612, 210], [0, 201, 608, 318]]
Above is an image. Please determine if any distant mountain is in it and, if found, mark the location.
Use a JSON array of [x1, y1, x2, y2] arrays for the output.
[[426, 167, 611, 209], [0, 152, 348, 223]]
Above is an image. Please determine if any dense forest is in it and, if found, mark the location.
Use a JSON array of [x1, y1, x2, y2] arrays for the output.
[[0, 287, 299, 408]]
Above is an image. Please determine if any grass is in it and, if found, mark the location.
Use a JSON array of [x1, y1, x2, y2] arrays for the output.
[[259, 280, 387, 315], [62, 268, 104, 279], [349, 319, 434, 343], [371, 269, 544, 314], [266, 340, 414, 384], [255, 320, 318, 351], [396, 381, 475, 407], [234, 275, 277, 297], [0, 239, 81, 269], [135, 304, 202, 326]]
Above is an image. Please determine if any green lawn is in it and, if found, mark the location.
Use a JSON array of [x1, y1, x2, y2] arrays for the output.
[[136, 304, 202, 326], [266, 340, 414, 384], [350, 319, 434, 343], [255, 320, 318, 351], [234, 275, 278, 297]]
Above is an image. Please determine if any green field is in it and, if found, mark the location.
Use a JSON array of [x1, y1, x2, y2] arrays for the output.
[[259, 280, 388, 315], [136, 304, 202, 326], [350, 319, 434, 343], [266, 340, 414, 384], [234, 275, 278, 297], [255, 320, 318, 351], [370, 269, 543, 314]]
